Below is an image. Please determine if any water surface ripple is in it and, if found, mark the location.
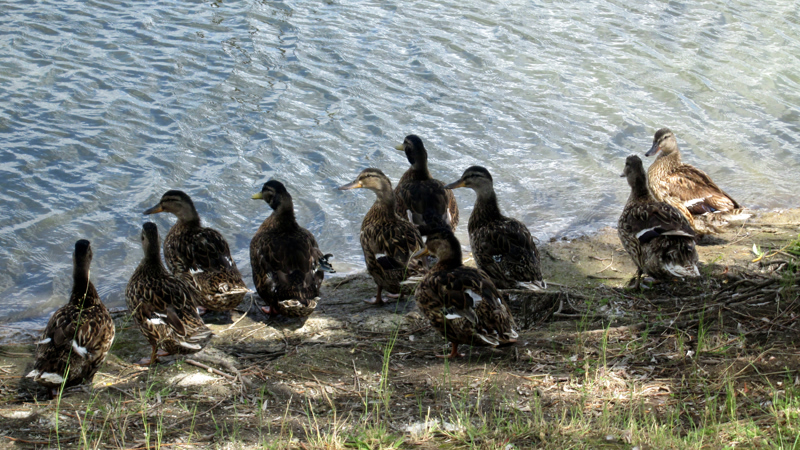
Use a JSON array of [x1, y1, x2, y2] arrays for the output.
[[1, 0, 798, 335]]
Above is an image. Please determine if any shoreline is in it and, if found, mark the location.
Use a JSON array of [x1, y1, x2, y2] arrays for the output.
[[2, 207, 797, 346]]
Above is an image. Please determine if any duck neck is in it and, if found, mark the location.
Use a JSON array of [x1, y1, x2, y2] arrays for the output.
[[143, 242, 165, 268], [370, 185, 398, 219], [436, 253, 463, 271], [656, 147, 681, 169], [71, 263, 94, 306], [271, 200, 299, 230], [175, 206, 201, 227], [404, 158, 432, 181], [470, 188, 503, 230], [628, 173, 651, 203]]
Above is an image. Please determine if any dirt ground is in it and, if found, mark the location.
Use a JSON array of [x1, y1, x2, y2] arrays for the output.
[[1, 209, 799, 449]]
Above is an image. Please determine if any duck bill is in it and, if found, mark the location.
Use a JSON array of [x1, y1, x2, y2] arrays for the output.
[[411, 247, 430, 259], [337, 181, 362, 190], [142, 204, 163, 215], [645, 142, 660, 157], [251, 192, 264, 200], [443, 179, 466, 190], [394, 143, 405, 151]]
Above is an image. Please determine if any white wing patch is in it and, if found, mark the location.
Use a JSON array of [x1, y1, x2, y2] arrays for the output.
[[179, 342, 202, 351], [39, 372, 65, 384], [635, 227, 657, 239], [477, 334, 499, 346], [684, 197, 709, 208], [444, 313, 462, 320], [664, 262, 700, 278], [36, 338, 52, 345], [71, 340, 90, 358], [465, 289, 482, 306]]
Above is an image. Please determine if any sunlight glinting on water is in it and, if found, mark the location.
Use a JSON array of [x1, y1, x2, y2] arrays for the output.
[[0, 0, 798, 333]]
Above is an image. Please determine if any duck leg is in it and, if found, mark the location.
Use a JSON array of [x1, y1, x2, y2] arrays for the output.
[[437, 342, 464, 359], [365, 285, 385, 306], [136, 345, 169, 366], [627, 269, 643, 290], [260, 302, 281, 316]]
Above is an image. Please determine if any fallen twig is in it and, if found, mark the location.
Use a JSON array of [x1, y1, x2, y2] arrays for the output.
[[185, 359, 236, 380]]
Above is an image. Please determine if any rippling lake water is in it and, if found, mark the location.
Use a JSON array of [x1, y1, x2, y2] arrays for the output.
[[1, 0, 799, 338]]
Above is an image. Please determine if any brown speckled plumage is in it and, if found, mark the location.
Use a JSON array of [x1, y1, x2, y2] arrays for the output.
[[144, 190, 248, 312], [445, 166, 544, 290], [126, 223, 212, 365], [27, 240, 115, 398], [339, 168, 425, 305], [619, 155, 700, 286], [413, 228, 518, 358], [394, 135, 459, 234], [250, 181, 333, 317], [645, 128, 742, 234]]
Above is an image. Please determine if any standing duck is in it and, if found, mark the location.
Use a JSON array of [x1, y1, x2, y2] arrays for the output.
[[27, 240, 115, 398], [413, 227, 518, 358], [645, 128, 745, 234], [445, 166, 545, 290], [250, 180, 334, 317], [619, 155, 700, 288], [339, 168, 425, 305], [394, 135, 459, 233], [126, 223, 213, 366], [143, 190, 248, 314]]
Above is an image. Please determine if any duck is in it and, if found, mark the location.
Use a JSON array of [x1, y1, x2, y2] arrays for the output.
[[27, 240, 115, 399], [339, 168, 426, 305], [143, 190, 248, 314], [250, 180, 334, 317], [619, 155, 700, 288], [126, 222, 213, 366], [645, 128, 746, 234], [445, 166, 545, 291], [394, 135, 459, 234], [413, 226, 518, 358]]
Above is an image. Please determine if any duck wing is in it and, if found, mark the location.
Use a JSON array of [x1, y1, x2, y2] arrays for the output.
[[471, 218, 543, 289], [622, 202, 695, 244], [663, 165, 740, 214]]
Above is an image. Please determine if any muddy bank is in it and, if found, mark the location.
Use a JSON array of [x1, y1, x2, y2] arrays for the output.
[[0, 208, 798, 448]]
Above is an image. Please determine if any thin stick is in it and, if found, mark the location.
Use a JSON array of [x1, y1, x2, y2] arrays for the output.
[[184, 359, 236, 380], [221, 294, 255, 333]]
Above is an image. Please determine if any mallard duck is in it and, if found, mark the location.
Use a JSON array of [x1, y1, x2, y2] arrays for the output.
[[126, 223, 212, 366], [646, 128, 747, 234], [619, 155, 700, 288], [339, 168, 426, 305], [250, 180, 334, 317], [445, 166, 545, 291], [394, 135, 459, 233], [27, 240, 115, 398], [413, 227, 518, 358], [143, 190, 248, 313]]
